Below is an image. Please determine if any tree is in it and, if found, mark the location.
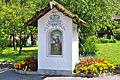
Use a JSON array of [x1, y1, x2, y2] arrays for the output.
[[0, 0, 120, 54], [0, 31, 10, 53], [56, 0, 120, 39], [0, 0, 37, 53], [0, 1, 10, 53]]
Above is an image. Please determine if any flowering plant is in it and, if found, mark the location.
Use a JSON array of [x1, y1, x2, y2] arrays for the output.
[[14, 57, 37, 71], [74, 57, 115, 76]]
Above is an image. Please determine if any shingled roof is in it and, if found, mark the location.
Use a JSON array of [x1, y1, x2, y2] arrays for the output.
[[26, 1, 85, 26]]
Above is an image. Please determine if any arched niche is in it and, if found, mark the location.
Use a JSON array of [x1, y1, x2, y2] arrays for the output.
[[47, 29, 63, 56]]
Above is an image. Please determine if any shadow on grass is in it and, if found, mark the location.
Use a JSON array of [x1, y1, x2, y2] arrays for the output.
[[0, 47, 38, 62], [22, 49, 38, 56]]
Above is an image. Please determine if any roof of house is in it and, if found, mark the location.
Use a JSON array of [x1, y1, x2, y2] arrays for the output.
[[26, 1, 85, 26]]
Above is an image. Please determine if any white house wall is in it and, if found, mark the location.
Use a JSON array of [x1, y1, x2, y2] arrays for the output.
[[72, 23, 79, 70], [38, 8, 73, 71]]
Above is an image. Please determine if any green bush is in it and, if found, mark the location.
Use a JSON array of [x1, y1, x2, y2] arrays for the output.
[[113, 29, 120, 40], [0, 31, 10, 52], [109, 39, 116, 43], [83, 36, 98, 53], [99, 38, 109, 43], [99, 38, 116, 43]]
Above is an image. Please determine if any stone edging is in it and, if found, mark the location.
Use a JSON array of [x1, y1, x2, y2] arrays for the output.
[[15, 70, 39, 75], [114, 66, 120, 74], [15, 69, 72, 76], [15, 69, 114, 78], [15, 70, 93, 77], [0, 62, 14, 69]]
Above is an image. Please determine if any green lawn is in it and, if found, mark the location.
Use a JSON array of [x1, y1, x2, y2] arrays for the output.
[[96, 41, 120, 66], [0, 46, 38, 62], [0, 42, 120, 66]]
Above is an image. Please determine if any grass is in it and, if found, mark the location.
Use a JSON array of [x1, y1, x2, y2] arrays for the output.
[[0, 41, 120, 66], [96, 41, 120, 66], [0, 46, 38, 62]]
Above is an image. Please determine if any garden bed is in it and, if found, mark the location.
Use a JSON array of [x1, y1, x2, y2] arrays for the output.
[[74, 57, 115, 77], [0, 61, 14, 69], [14, 57, 38, 71], [14, 56, 120, 77]]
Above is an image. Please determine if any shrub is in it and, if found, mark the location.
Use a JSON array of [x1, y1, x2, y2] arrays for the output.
[[74, 57, 115, 76], [99, 38, 116, 43], [109, 39, 116, 43], [113, 29, 120, 40], [14, 57, 37, 71], [0, 32, 10, 53], [103, 34, 108, 39], [99, 38, 109, 43], [83, 36, 98, 53]]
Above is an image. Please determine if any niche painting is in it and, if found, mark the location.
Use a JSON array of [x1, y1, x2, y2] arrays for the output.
[[50, 30, 62, 55]]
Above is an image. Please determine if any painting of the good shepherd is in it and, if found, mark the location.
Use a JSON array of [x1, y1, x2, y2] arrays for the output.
[[50, 30, 62, 55]]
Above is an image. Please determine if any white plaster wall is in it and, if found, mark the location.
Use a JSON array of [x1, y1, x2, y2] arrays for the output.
[[72, 23, 79, 70], [38, 8, 73, 70]]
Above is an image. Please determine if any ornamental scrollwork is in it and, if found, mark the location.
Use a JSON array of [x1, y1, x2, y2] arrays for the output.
[[45, 12, 65, 31]]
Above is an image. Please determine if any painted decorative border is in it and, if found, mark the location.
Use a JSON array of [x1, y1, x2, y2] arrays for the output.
[[46, 28, 64, 57]]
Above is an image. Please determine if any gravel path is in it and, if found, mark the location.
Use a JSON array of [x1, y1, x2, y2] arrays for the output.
[[0, 69, 120, 80]]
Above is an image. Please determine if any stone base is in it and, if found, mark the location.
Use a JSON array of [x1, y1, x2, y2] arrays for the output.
[[15, 69, 73, 76], [38, 69, 72, 75], [15, 70, 38, 75]]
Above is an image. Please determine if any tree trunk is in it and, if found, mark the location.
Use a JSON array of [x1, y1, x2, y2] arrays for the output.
[[19, 34, 23, 54], [31, 34, 34, 45], [13, 35, 17, 51], [23, 35, 29, 47], [19, 43, 22, 54], [9, 35, 12, 47], [23, 38, 27, 47]]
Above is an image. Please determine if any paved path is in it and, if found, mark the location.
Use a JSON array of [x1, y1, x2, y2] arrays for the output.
[[44, 75, 120, 80], [0, 69, 45, 80], [0, 69, 120, 80]]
